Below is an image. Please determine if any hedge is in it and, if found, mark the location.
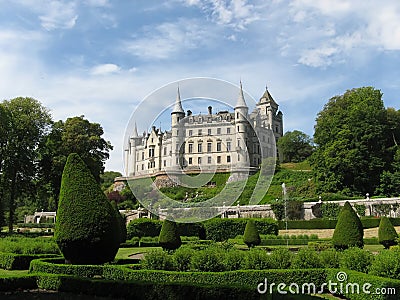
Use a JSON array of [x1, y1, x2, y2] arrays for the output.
[[29, 258, 104, 278], [277, 218, 400, 230], [0, 253, 60, 270], [35, 273, 271, 300], [0, 275, 37, 291], [325, 269, 400, 300]]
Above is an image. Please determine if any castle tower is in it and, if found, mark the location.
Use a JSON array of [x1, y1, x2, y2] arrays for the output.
[[171, 87, 185, 169], [234, 81, 249, 167], [257, 85, 279, 130]]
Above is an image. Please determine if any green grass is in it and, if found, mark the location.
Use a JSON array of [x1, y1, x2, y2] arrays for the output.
[[281, 160, 312, 171], [116, 247, 162, 259], [364, 244, 384, 252], [0, 269, 29, 277]]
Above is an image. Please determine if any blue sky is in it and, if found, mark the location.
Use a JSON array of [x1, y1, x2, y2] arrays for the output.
[[1, 0, 399, 173]]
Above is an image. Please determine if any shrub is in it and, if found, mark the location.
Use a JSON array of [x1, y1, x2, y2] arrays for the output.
[[321, 202, 341, 219], [126, 219, 162, 239], [243, 220, 261, 248], [0, 236, 60, 255], [191, 246, 225, 272], [243, 248, 271, 270], [223, 250, 245, 271], [269, 248, 292, 269], [354, 204, 366, 217], [332, 201, 364, 250], [141, 249, 174, 271], [307, 241, 333, 251], [339, 247, 372, 273], [378, 216, 398, 249], [111, 200, 127, 243], [291, 248, 323, 269], [158, 219, 182, 251], [55, 153, 120, 265], [172, 246, 195, 271], [271, 203, 284, 220], [319, 249, 340, 268], [369, 249, 400, 280]]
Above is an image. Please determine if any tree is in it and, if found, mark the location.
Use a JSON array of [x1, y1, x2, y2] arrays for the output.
[[55, 153, 120, 264], [378, 217, 398, 249], [0, 98, 52, 232], [158, 219, 182, 251], [311, 87, 390, 195], [111, 200, 127, 243], [277, 130, 313, 163], [101, 171, 122, 190], [39, 115, 113, 208], [332, 202, 364, 250], [243, 219, 261, 248]]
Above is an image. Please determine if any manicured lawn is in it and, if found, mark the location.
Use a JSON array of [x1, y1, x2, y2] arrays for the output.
[[0, 269, 28, 277], [116, 247, 162, 259]]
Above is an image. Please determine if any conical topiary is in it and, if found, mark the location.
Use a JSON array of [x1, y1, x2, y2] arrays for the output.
[[111, 200, 127, 243], [332, 201, 364, 250], [55, 153, 120, 264], [378, 216, 398, 249], [243, 219, 261, 248], [159, 219, 182, 251]]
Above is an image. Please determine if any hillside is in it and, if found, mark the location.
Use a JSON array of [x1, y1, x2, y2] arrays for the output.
[[158, 161, 320, 205]]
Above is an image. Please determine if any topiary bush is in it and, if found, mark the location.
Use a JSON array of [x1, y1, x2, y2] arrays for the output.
[[319, 249, 340, 268], [378, 216, 398, 249], [291, 248, 323, 269], [126, 218, 162, 239], [242, 248, 271, 270], [369, 249, 400, 280], [55, 153, 120, 264], [172, 246, 196, 271], [111, 200, 127, 244], [339, 247, 372, 273], [332, 201, 364, 250], [268, 248, 292, 269], [141, 249, 174, 271], [158, 219, 182, 251], [191, 245, 225, 272], [243, 219, 261, 248]]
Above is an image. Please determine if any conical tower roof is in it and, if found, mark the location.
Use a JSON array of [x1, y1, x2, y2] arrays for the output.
[[235, 81, 248, 109], [172, 86, 184, 114], [259, 84, 278, 106], [132, 122, 138, 137]]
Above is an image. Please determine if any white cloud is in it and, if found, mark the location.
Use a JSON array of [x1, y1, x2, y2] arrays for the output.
[[123, 19, 216, 60], [90, 63, 121, 75], [85, 0, 110, 7]]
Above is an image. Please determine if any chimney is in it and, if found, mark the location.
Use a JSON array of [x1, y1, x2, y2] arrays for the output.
[[187, 110, 192, 116], [208, 106, 212, 115]]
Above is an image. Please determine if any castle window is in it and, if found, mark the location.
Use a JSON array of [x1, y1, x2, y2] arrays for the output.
[[189, 157, 193, 165], [198, 117, 202, 123], [189, 143, 193, 153], [217, 142, 221, 152], [151, 138, 153, 142], [208, 156, 212, 164], [137, 153, 139, 160], [227, 141, 231, 151], [217, 156, 221, 164], [189, 130, 193, 136], [217, 128, 221, 134], [163, 160, 166, 167], [142, 164, 144, 170], [198, 143, 202, 153], [208, 128, 211, 135], [142, 152, 144, 160], [254, 158, 257, 165], [149, 148, 155, 157], [189, 117, 193, 123], [198, 157, 202, 165], [238, 154, 240, 161], [227, 128, 231, 134], [207, 142, 212, 153], [237, 140, 240, 148], [227, 156, 231, 163], [236, 113, 239, 118], [275, 125, 279, 133], [262, 135, 265, 142], [198, 129, 202, 136], [163, 147, 167, 155], [237, 126, 240, 132]]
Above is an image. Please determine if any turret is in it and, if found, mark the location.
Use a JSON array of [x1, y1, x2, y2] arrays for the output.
[[171, 87, 185, 170], [171, 87, 185, 127], [234, 81, 249, 166]]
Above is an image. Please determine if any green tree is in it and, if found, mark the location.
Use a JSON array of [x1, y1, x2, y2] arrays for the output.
[[332, 202, 364, 250], [55, 153, 120, 264], [277, 130, 313, 163], [158, 219, 182, 251], [243, 219, 261, 248], [0, 98, 52, 232], [378, 217, 398, 249], [111, 200, 127, 243], [39, 115, 113, 208], [311, 87, 390, 195], [101, 171, 122, 190]]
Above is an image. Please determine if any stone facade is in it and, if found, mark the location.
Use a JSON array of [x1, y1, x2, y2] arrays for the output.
[[123, 82, 283, 179]]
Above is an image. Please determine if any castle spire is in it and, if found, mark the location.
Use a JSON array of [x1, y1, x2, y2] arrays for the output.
[[132, 122, 138, 137], [172, 86, 184, 114], [235, 80, 248, 108]]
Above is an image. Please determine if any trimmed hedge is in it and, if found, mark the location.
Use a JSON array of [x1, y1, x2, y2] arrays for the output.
[[203, 218, 278, 242], [0, 275, 37, 291], [29, 258, 104, 278], [0, 253, 60, 270]]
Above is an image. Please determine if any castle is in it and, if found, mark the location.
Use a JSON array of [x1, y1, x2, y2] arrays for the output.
[[123, 82, 283, 180]]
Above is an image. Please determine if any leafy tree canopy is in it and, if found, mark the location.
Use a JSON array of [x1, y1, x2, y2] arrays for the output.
[[311, 87, 390, 195], [277, 130, 313, 163]]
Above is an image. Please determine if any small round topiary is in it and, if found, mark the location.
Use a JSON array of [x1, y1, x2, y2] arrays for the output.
[[55, 153, 120, 264], [332, 201, 364, 250], [243, 219, 261, 248], [158, 219, 182, 251], [378, 216, 398, 249]]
